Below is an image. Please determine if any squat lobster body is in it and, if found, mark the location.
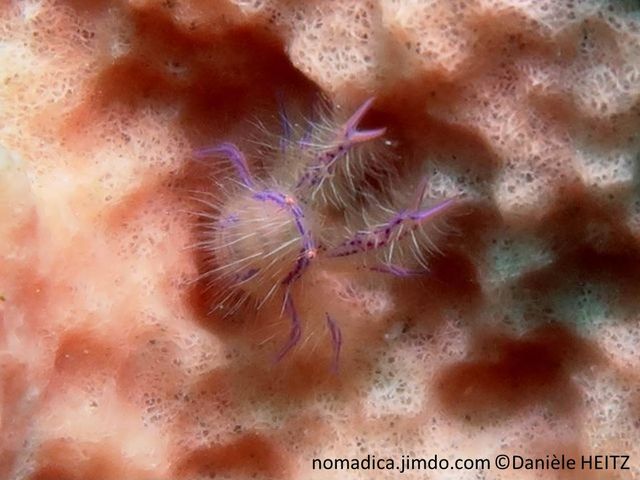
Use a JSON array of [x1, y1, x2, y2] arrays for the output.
[[195, 97, 455, 370]]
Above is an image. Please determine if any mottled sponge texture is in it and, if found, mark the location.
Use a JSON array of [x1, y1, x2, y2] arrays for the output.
[[1, 0, 640, 479]]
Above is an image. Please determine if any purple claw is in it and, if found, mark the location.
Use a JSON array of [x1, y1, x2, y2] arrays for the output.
[[346, 127, 387, 144], [325, 313, 342, 373], [343, 97, 375, 130], [275, 296, 302, 362], [343, 97, 386, 144], [195, 142, 254, 188], [409, 198, 456, 222], [328, 178, 456, 258], [295, 97, 386, 195]]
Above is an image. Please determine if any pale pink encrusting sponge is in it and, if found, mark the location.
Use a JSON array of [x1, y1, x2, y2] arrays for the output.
[[0, 1, 639, 479]]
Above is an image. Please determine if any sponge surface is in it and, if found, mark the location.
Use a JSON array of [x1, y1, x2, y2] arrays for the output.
[[0, 1, 639, 479]]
